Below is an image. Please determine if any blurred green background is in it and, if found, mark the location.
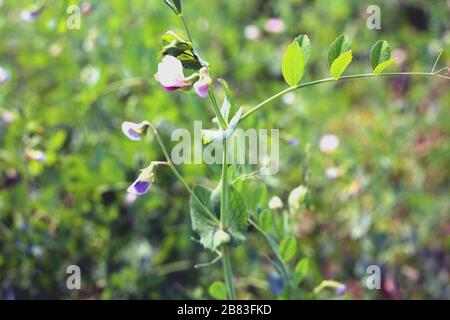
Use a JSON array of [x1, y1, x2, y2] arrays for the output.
[[0, 0, 449, 299]]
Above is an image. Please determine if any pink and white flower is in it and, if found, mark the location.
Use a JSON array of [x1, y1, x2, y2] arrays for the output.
[[265, 18, 285, 34], [319, 134, 339, 154], [194, 67, 212, 98], [154, 55, 196, 91]]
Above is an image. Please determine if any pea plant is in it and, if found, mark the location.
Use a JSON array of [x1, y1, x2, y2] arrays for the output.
[[121, 0, 449, 299]]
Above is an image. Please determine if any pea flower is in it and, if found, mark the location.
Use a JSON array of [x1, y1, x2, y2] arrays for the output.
[[244, 25, 261, 41], [288, 185, 308, 211], [265, 18, 285, 34], [25, 149, 46, 162], [121, 120, 151, 141], [20, 5, 44, 23], [154, 55, 198, 91], [336, 284, 347, 296], [193, 67, 211, 98], [127, 163, 157, 195], [0, 66, 9, 84], [319, 134, 339, 153], [268, 196, 283, 210]]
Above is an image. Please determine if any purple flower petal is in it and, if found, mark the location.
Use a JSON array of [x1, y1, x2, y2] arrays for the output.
[[121, 121, 150, 141], [336, 284, 347, 296], [127, 180, 152, 195]]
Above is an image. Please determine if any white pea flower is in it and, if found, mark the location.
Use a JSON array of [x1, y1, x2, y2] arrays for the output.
[[268, 196, 283, 210], [154, 55, 197, 91], [319, 134, 339, 153], [121, 120, 151, 141]]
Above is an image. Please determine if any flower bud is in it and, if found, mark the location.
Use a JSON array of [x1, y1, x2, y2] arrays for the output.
[[121, 120, 151, 141], [194, 67, 212, 98]]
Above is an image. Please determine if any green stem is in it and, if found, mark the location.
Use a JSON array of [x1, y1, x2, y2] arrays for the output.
[[241, 72, 449, 121], [151, 126, 220, 225], [177, 9, 234, 300], [220, 134, 236, 299], [179, 14, 193, 42], [222, 246, 236, 299], [220, 142, 229, 229], [249, 219, 290, 286], [209, 88, 228, 129]]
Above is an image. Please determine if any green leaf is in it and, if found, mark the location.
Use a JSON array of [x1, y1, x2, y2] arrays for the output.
[[227, 185, 249, 246], [209, 183, 249, 247], [328, 35, 351, 67], [330, 50, 352, 80], [189, 186, 219, 251], [164, 0, 181, 14], [160, 31, 201, 70], [370, 40, 392, 74], [209, 281, 227, 300], [294, 34, 311, 65], [217, 79, 238, 123], [373, 59, 394, 75], [279, 236, 297, 262], [293, 258, 309, 285], [248, 184, 267, 215], [282, 42, 305, 86], [173, 0, 182, 13], [258, 209, 273, 233]]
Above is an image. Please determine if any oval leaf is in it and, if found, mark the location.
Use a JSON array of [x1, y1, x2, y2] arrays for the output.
[[293, 258, 309, 285], [328, 35, 351, 67], [370, 40, 392, 74], [209, 281, 227, 300], [282, 42, 305, 87], [330, 50, 352, 80], [190, 186, 218, 251], [374, 59, 394, 75], [258, 209, 273, 233], [279, 236, 297, 262], [294, 34, 311, 65]]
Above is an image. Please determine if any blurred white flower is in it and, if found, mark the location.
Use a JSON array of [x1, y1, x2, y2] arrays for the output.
[[0, 66, 10, 84], [1, 111, 15, 124], [319, 134, 339, 153], [197, 18, 210, 31], [49, 42, 63, 57], [265, 18, 285, 34], [25, 149, 46, 162], [268, 196, 283, 210], [325, 166, 342, 179], [80, 65, 100, 86], [288, 185, 308, 211], [244, 25, 261, 40], [282, 92, 295, 105]]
